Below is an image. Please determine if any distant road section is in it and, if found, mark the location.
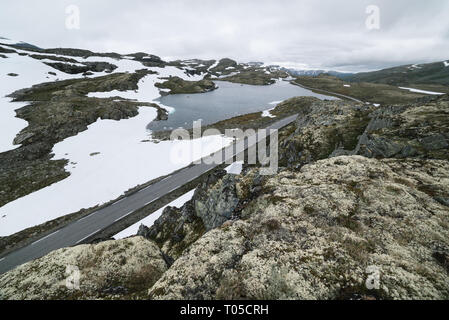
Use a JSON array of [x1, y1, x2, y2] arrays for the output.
[[291, 81, 364, 103]]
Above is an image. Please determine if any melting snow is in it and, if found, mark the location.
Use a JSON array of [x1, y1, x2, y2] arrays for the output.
[[262, 107, 276, 118], [225, 161, 244, 175], [114, 189, 196, 239], [399, 87, 444, 95], [208, 60, 219, 70]]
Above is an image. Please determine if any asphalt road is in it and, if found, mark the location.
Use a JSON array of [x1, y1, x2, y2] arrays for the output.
[[291, 81, 364, 103], [0, 114, 298, 275]]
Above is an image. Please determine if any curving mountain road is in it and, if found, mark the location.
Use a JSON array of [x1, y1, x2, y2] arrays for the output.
[[0, 114, 298, 275]]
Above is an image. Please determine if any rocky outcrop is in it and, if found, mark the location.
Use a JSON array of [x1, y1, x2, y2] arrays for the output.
[[138, 170, 239, 260], [208, 58, 238, 75], [155, 76, 217, 94], [0, 237, 168, 300], [279, 98, 373, 167], [193, 171, 240, 230], [280, 94, 449, 168], [44, 61, 117, 75], [149, 156, 449, 300], [29, 54, 80, 64], [216, 69, 288, 86], [354, 96, 449, 160]]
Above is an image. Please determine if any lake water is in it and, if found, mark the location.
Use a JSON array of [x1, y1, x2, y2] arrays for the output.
[[147, 80, 338, 132]]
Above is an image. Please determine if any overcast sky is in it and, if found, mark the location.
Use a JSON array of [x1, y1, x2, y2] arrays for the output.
[[1, 0, 448, 72]]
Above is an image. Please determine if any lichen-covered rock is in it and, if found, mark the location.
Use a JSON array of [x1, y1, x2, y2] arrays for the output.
[[193, 170, 241, 231], [140, 170, 244, 260], [149, 156, 449, 300], [142, 201, 205, 260], [279, 94, 449, 169], [0, 237, 168, 300], [355, 95, 449, 160], [279, 98, 373, 168]]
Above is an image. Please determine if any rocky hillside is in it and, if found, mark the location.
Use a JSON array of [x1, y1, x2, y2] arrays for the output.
[[347, 60, 449, 87], [1, 94, 448, 300], [292, 75, 439, 104]]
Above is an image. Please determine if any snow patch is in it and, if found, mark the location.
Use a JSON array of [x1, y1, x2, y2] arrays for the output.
[[114, 189, 196, 239], [399, 87, 444, 95], [208, 60, 219, 71], [408, 64, 422, 70], [262, 107, 276, 118], [225, 161, 243, 175]]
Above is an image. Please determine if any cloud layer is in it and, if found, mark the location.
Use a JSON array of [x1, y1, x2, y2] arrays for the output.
[[1, 0, 448, 71]]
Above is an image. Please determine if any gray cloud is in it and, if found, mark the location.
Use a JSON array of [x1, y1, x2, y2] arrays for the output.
[[1, 0, 448, 71]]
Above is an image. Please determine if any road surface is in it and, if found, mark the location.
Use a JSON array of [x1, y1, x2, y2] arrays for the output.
[[0, 114, 298, 275], [291, 81, 364, 103]]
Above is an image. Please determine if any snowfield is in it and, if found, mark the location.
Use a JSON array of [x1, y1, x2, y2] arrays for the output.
[[399, 87, 444, 95]]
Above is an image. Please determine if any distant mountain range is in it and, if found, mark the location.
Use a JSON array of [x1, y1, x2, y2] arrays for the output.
[[284, 59, 449, 86], [3, 35, 448, 87], [280, 67, 353, 79]]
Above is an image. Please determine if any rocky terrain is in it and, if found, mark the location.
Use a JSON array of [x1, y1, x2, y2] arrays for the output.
[[1, 94, 448, 300], [0, 70, 168, 208], [0, 237, 168, 299], [155, 76, 217, 94]]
